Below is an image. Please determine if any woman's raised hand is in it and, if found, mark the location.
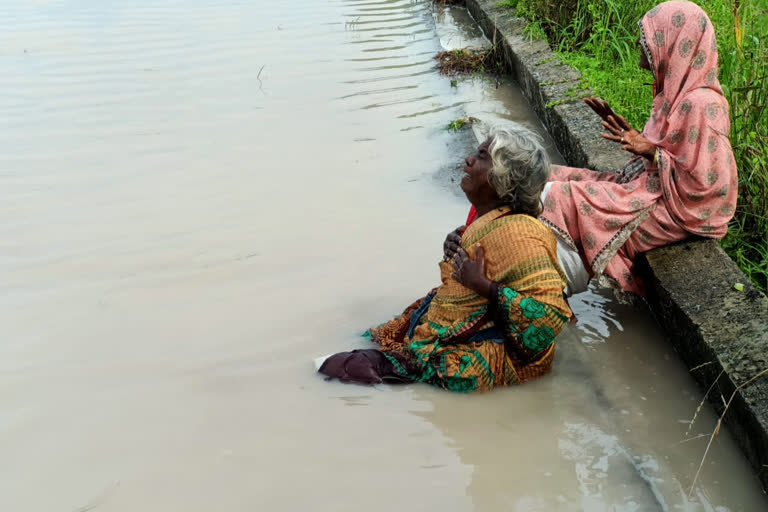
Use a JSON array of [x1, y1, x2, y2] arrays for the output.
[[443, 225, 465, 261], [602, 114, 656, 160], [584, 97, 621, 123], [585, 97, 656, 160], [451, 246, 494, 299]]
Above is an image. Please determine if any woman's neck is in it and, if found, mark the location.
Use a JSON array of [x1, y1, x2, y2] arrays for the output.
[[473, 202, 500, 219]]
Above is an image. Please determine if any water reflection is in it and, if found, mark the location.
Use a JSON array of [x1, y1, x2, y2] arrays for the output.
[[571, 286, 625, 343]]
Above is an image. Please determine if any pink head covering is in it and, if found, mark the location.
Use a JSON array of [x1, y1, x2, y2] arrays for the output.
[[639, 1, 737, 236], [640, 1, 723, 107]]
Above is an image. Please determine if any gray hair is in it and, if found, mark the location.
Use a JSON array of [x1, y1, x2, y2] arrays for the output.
[[486, 124, 551, 217]]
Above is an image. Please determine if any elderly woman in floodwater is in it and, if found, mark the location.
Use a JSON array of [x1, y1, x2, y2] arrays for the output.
[[319, 125, 572, 393], [469, 1, 737, 297]]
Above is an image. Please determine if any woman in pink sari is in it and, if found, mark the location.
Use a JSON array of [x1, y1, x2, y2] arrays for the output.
[[532, 1, 737, 296]]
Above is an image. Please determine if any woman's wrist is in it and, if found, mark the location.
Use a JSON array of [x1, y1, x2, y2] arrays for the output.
[[640, 140, 657, 161], [474, 278, 497, 300]]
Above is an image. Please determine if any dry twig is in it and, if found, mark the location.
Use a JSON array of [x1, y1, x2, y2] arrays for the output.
[[684, 369, 725, 439], [689, 360, 716, 373], [676, 433, 712, 445], [257, 65, 265, 93], [688, 367, 768, 496]]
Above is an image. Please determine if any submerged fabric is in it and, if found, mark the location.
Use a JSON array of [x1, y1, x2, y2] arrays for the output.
[[365, 208, 571, 393], [539, 1, 737, 295]]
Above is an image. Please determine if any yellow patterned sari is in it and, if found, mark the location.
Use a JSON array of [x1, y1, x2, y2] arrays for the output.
[[367, 207, 571, 393]]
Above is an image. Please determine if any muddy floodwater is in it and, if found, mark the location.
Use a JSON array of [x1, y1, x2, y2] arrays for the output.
[[1, 1, 766, 510]]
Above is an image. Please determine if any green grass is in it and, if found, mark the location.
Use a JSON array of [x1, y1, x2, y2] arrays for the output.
[[496, 0, 520, 8], [499, 0, 768, 292]]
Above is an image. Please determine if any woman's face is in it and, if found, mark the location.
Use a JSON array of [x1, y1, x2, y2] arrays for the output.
[[637, 35, 652, 71], [461, 138, 498, 205]]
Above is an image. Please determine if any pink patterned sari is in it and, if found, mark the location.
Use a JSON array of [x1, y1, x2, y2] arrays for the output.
[[540, 0, 737, 295]]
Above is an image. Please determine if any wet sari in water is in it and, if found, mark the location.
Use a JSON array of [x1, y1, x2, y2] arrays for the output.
[[364, 207, 571, 393]]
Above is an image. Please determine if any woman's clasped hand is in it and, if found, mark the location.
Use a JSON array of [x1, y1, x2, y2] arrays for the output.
[[442, 225, 464, 261]]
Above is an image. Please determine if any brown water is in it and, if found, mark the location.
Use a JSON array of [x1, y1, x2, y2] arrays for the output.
[[1, 1, 766, 510]]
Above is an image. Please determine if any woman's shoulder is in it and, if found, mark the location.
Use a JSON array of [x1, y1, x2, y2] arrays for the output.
[[666, 90, 730, 142], [494, 213, 557, 245], [464, 210, 554, 247], [510, 213, 553, 234], [675, 89, 728, 119]]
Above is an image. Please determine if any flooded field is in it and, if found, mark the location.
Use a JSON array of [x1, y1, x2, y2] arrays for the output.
[[1, 0, 766, 510]]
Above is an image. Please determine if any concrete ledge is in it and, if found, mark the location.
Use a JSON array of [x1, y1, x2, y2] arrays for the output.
[[461, 0, 768, 492]]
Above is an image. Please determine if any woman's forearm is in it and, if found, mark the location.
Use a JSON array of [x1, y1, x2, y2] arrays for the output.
[[472, 277, 496, 299]]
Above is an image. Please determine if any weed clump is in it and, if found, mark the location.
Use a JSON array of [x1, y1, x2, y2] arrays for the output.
[[435, 48, 507, 76], [446, 116, 480, 132], [435, 49, 488, 75]]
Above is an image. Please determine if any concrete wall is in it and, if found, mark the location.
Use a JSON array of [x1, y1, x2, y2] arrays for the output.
[[461, 0, 768, 492]]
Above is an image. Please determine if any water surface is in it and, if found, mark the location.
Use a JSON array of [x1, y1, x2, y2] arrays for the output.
[[1, 1, 766, 510]]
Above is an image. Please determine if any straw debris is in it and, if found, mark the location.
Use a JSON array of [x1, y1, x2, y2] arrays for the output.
[[435, 48, 506, 77]]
